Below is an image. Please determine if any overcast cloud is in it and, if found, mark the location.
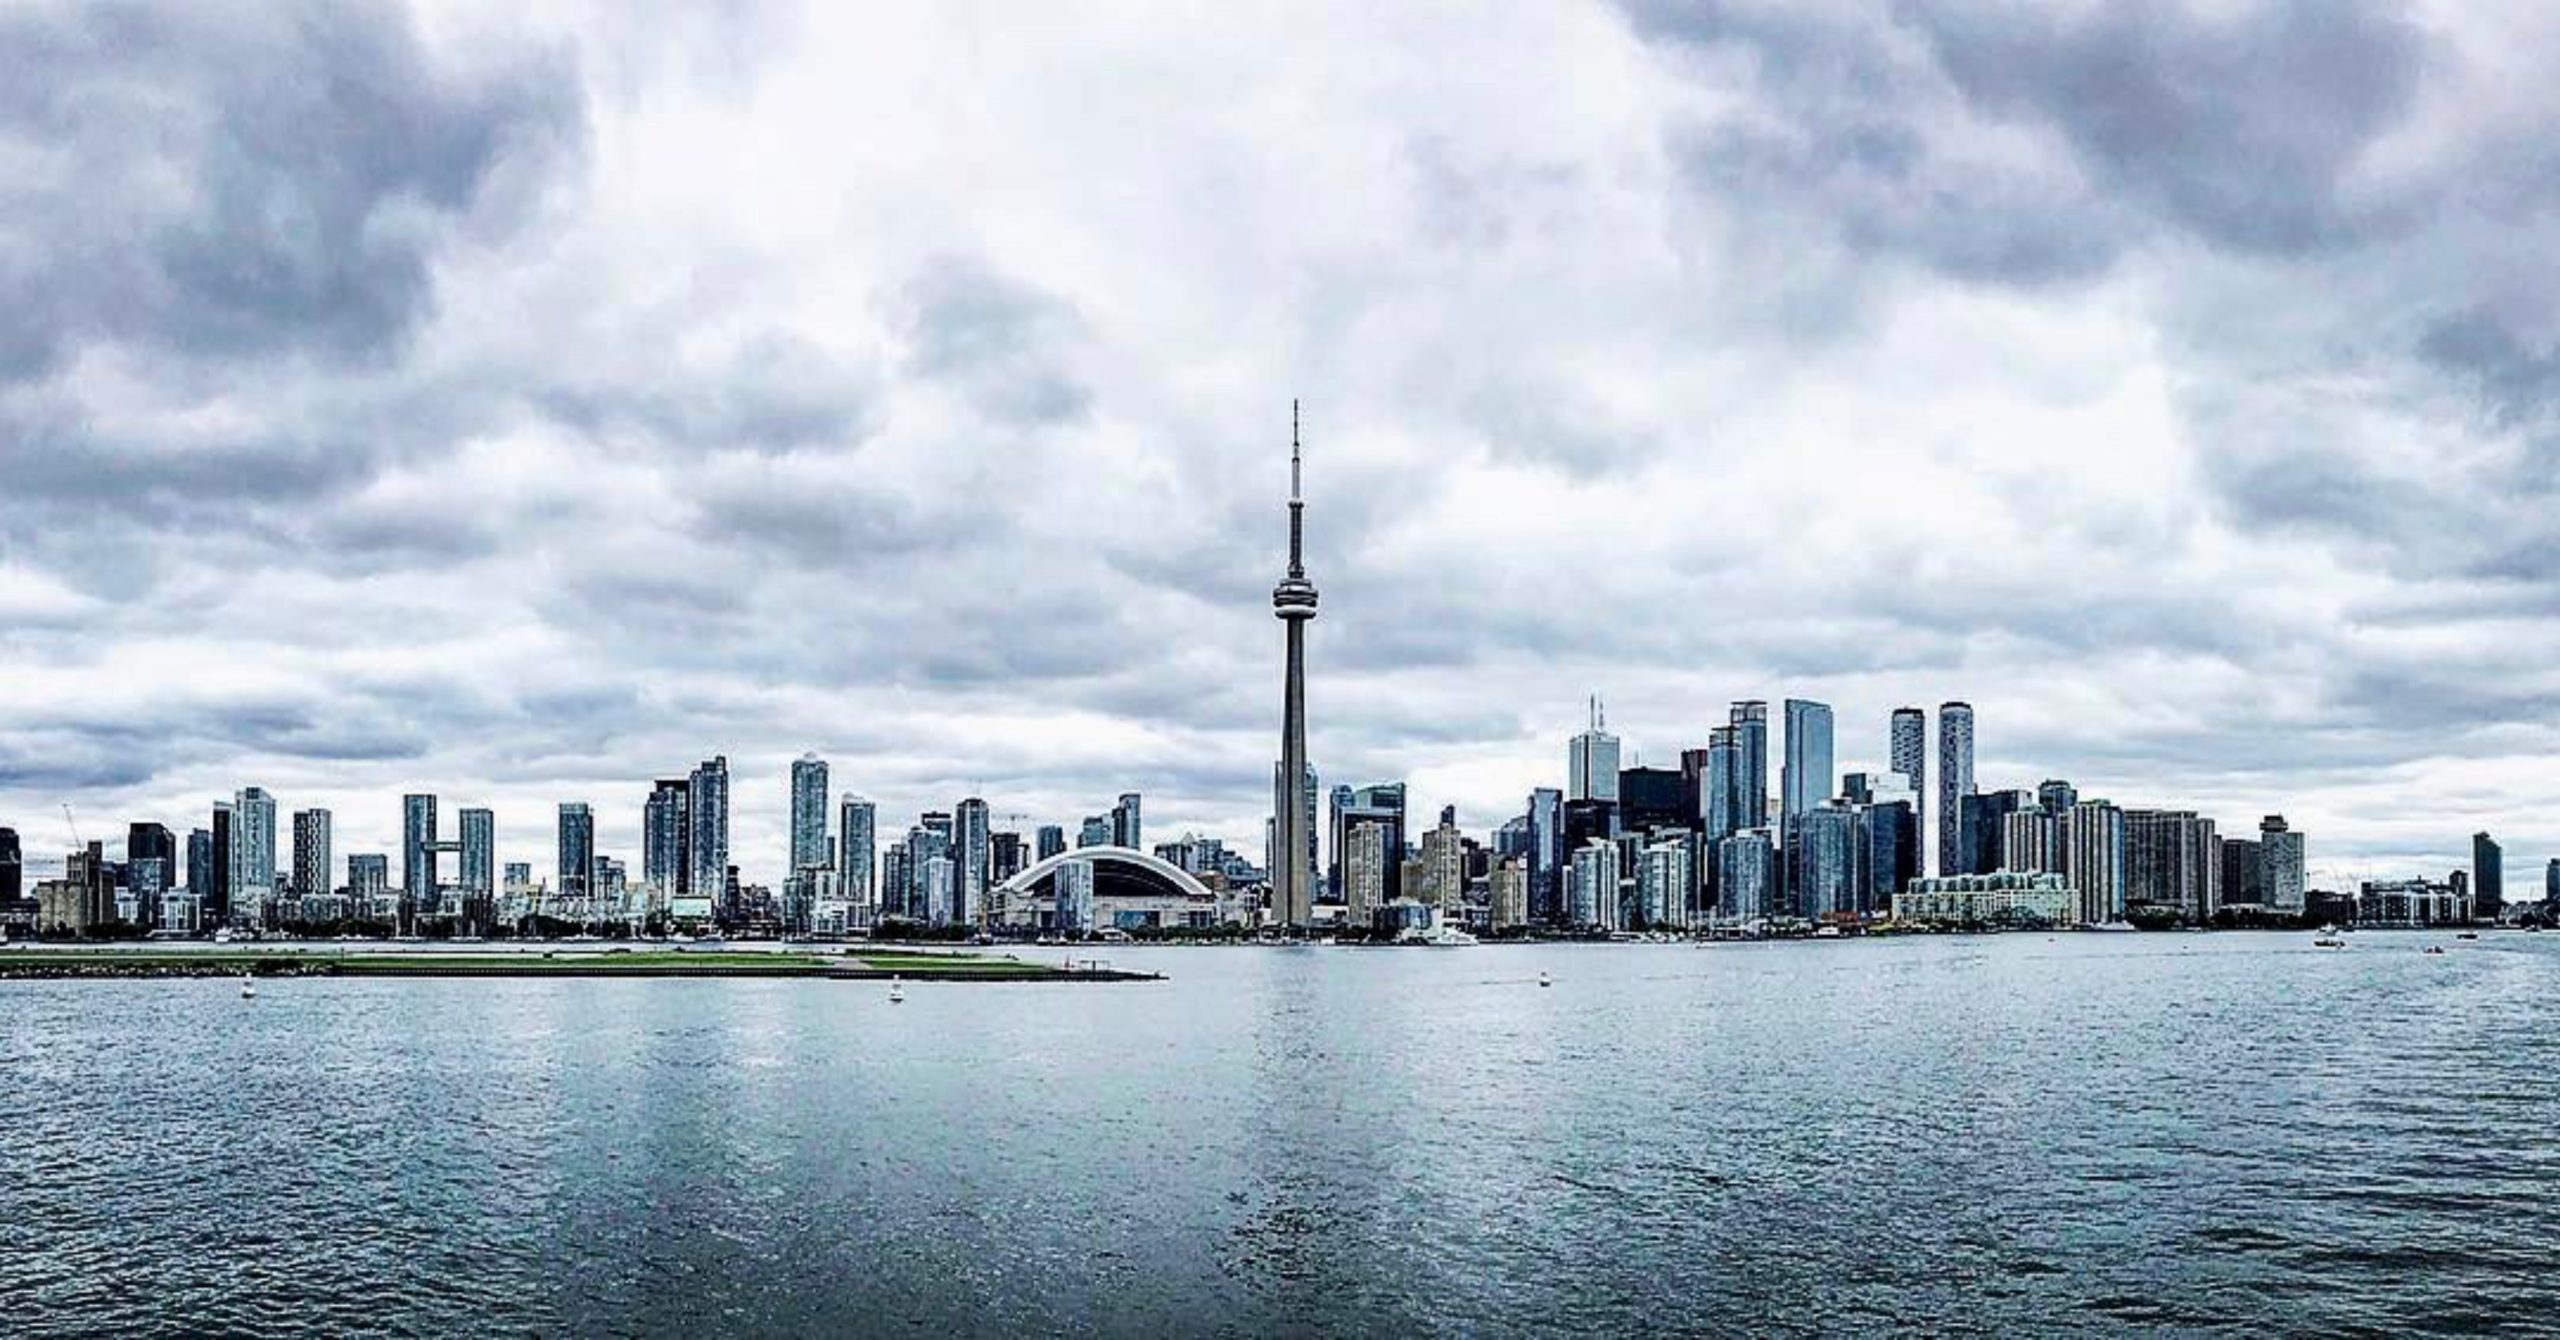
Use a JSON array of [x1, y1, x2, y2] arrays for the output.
[[5, 0, 2559, 889]]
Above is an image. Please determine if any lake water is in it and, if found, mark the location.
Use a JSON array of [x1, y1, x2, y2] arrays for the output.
[[4, 933, 2555, 1335]]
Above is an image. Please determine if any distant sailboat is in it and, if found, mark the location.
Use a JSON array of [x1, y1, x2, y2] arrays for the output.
[[887, 975, 905, 1004], [239, 974, 257, 1000]]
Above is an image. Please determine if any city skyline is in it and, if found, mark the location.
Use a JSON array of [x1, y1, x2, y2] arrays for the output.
[[10, 4, 2560, 884]]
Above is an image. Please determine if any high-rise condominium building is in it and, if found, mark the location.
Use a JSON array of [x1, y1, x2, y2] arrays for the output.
[[230, 787, 277, 927], [1418, 815, 1465, 913], [1112, 793, 1142, 851], [1702, 727, 1743, 841], [558, 803, 595, 898], [1568, 698, 1621, 804], [688, 757, 730, 917], [1890, 706, 1926, 848], [955, 798, 991, 924], [1036, 825, 1066, 861], [1780, 699, 1835, 899], [2066, 800, 2127, 925], [1716, 829, 1776, 924], [402, 793, 438, 910], [210, 801, 234, 926], [838, 796, 876, 907], [459, 808, 494, 897], [1794, 803, 1858, 920], [290, 809, 332, 900], [645, 780, 689, 898], [790, 755, 831, 877], [2258, 815, 2306, 912], [1569, 839, 1621, 930], [1936, 702, 1974, 878], [2126, 810, 2218, 921], [1730, 701, 1770, 830]]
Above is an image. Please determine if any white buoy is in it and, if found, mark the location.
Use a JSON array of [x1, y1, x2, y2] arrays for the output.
[[1538, 970, 1552, 988]]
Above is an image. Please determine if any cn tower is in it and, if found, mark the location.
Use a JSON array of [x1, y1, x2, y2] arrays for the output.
[[1271, 401, 1319, 928]]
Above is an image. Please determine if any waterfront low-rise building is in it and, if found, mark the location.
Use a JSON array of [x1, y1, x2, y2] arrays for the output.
[[1894, 871, 2077, 927], [2354, 879, 2471, 928]]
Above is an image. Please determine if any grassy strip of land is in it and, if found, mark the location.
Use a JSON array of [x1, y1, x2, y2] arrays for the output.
[[0, 948, 1160, 982]]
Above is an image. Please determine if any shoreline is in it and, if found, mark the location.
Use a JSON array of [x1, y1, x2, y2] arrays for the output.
[[0, 948, 1164, 983]]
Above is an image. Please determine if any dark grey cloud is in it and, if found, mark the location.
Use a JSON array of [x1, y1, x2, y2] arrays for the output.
[[537, 333, 878, 456], [0, 0, 584, 380], [894, 257, 1092, 426], [1910, 0, 2424, 256]]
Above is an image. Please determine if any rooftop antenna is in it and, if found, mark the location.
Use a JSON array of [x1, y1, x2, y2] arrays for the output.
[[1287, 399, 1306, 579]]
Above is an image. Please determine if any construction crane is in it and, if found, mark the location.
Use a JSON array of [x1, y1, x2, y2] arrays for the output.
[[61, 802, 81, 849]]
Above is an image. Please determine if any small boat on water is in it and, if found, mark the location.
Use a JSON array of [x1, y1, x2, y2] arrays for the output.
[[2458, 931, 2479, 941], [2313, 937, 2347, 949], [2422, 945, 2446, 955], [1537, 970, 1552, 989], [887, 976, 905, 1004], [239, 975, 257, 999]]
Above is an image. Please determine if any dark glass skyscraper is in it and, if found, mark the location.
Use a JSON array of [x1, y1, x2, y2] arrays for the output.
[[2472, 833, 2502, 919], [1936, 702, 1974, 878], [645, 779, 690, 899], [1527, 786, 1563, 925], [1730, 701, 1769, 829], [688, 756, 730, 920], [558, 803, 595, 899]]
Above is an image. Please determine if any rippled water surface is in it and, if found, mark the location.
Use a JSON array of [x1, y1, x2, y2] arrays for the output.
[[5, 933, 2557, 1335]]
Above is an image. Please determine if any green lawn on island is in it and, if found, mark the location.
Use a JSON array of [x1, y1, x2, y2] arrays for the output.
[[0, 946, 1139, 981]]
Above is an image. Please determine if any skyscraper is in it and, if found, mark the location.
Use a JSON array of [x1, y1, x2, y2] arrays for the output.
[[790, 755, 831, 877], [1936, 702, 1974, 878], [1418, 813, 1465, 913], [1703, 727, 1743, 841], [1112, 792, 1142, 850], [2066, 799, 2127, 925], [1730, 701, 1769, 829], [1527, 786, 1563, 925], [838, 795, 876, 909], [955, 797, 991, 924], [558, 803, 595, 900], [2474, 832, 2503, 920], [1780, 699, 1834, 899], [1270, 401, 1320, 929], [2258, 815, 2306, 913], [290, 810, 331, 901], [2125, 810, 2217, 922], [645, 779, 690, 899], [230, 787, 277, 928], [209, 801, 233, 927], [1890, 706, 1925, 851], [688, 756, 730, 920], [459, 808, 495, 899], [1342, 819, 1390, 922], [1795, 804, 1858, 920], [1780, 700, 1835, 822], [1568, 697, 1621, 803], [1036, 824, 1066, 861], [402, 793, 438, 917], [182, 828, 210, 908], [0, 827, 18, 912], [1715, 829, 1776, 923]]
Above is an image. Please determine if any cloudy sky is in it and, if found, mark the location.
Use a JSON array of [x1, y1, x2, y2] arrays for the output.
[[5, 0, 2558, 890]]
